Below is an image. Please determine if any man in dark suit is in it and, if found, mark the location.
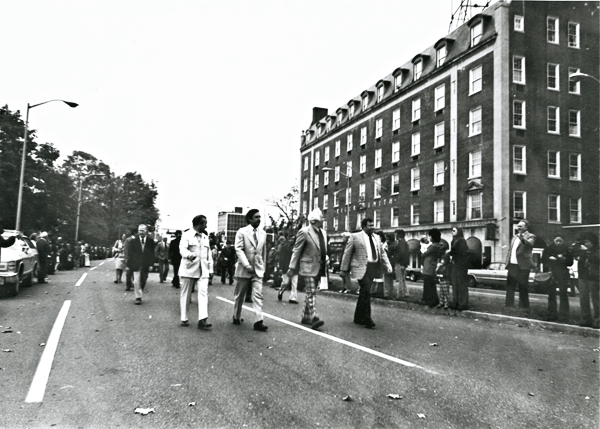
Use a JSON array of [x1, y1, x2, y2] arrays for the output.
[[169, 230, 182, 288], [219, 240, 236, 285], [505, 219, 536, 309], [126, 224, 156, 305]]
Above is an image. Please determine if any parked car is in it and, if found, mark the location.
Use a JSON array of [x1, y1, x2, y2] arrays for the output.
[[467, 262, 537, 291], [0, 230, 39, 296], [406, 267, 423, 282]]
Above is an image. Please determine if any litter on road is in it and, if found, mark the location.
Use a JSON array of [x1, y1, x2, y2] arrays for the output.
[[387, 394, 403, 400], [188, 402, 196, 406], [134, 407, 155, 415], [342, 395, 353, 402], [418, 413, 426, 419]]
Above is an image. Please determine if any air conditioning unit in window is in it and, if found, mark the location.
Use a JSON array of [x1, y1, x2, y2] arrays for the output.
[[514, 211, 524, 219]]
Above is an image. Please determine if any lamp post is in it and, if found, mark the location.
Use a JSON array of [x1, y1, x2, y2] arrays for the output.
[[16, 99, 78, 231], [75, 173, 105, 243], [569, 71, 600, 84]]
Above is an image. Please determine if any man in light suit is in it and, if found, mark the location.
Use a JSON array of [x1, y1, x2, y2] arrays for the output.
[[126, 224, 156, 305], [505, 219, 536, 309], [179, 215, 213, 329], [340, 217, 392, 329], [233, 209, 268, 332], [287, 208, 328, 330]]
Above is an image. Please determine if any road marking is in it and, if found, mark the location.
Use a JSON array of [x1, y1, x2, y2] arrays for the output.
[[25, 300, 72, 403], [98, 261, 104, 266], [90, 266, 97, 271], [216, 296, 436, 374], [75, 273, 87, 286]]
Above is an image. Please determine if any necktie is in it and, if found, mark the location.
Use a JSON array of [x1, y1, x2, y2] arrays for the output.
[[253, 229, 258, 246], [368, 233, 377, 261], [317, 228, 326, 276]]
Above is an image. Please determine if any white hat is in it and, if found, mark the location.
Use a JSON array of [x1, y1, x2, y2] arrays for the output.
[[307, 208, 323, 222], [39, 231, 48, 238]]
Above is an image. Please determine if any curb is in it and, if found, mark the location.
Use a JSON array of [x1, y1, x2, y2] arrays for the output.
[[319, 289, 600, 338]]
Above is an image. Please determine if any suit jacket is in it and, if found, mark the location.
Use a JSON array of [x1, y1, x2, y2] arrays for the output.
[[179, 229, 213, 279], [155, 241, 168, 260], [234, 224, 267, 278], [340, 231, 392, 280], [421, 242, 446, 276], [126, 235, 156, 271], [289, 225, 328, 277], [505, 231, 536, 270]]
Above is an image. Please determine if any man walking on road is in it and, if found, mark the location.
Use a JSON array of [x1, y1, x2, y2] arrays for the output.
[[391, 229, 410, 298], [179, 215, 213, 329], [232, 209, 268, 332], [155, 236, 169, 283], [287, 208, 327, 330], [126, 224, 155, 305], [340, 217, 392, 329], [505, 219, 536, 309], [169, 230, 182, 288], [36, 232, 51, 284], [219, 240, 236, 285]]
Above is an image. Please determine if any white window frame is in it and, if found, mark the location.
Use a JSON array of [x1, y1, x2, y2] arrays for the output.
[[471, 21, 483, 46], [570, 198, 581, 223], [374, 148, 382, 169], [302, 200, 307, 215], [411, 203, 420, 225], [547, 106, 560, 134], [377, 86, 384, 103], [548, 150, 560, 178], [513, 100, 526, 129], [362, 95, 369, 112], [359, 155, 366, 173], [303, 156, 309, 171], [337, 111, 343, 125], [434, 199, 444, 223], [412, 98, 421, 122], [468, 192, 482, 220], [375, 118, 383, 138], [346, 188, 352, 206], [569, 110, 580, 137], [434, 84, 445, 111], [314, 151, 320, 166], [513, 191, 526, 219], [569, 67, 581, 94], [373, 209, 381, 229], [514, 15, 524, 32], [391, 207, 399, 227], [324, 147, 330, 162], [333, 216, 338, 231], [322, 219, 327, 231], [436, 45, 446, 67], [344, 214, 349, 232], [394, 74, 402, 91], [547, 17, 559, 44], [411, 132, 421, 156], [347, 134, 353, 152], [391, 173, 399, 195], [568, 22, 580, 49], [470, 65, 482, 94], [411, 167, 420, 191], [334, 193, 339, 208], [346, 161, 353, 178], [303, 178, 308, 192], [513, 56, 525, 84], [324, 170, 329, 186], [374, 178, 381, 199], [349, 104, 355, 119], [569, 153, 581, 181], [469, 151, 482, 179], [469, 107, 482, 136], [359, 183, 366, 201], [548, 194, 561, 223], [335, 140, 340, 157], [434, 122, 445, 148], [392, 108, 400, 130], [313, 196, 318, 209], [392, 141, 400, 163], [513, 145, 526, 175], [434, 160, 445, 186], [547, 63, 560, 91], [323, 194, 329, 209], [314, 174, 319, 189], [360, 127, 367, 145], [413, 60, 423, 80], [334, 166, 340, 182]]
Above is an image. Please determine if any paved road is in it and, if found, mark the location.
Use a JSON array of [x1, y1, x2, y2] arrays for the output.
[[0, 260, 598, 428]]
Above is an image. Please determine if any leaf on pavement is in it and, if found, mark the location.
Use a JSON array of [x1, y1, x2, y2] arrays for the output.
[[418, 413, 426, 419], [429, 343, 439, 347], [387, 394, 403, 400], [188, 402, 196, 406], [3, 349, 13, 352], [39, 343, 46, 347], [134, 407, 155, 415], [342, 395, 352, 402], [528, 392, 535, 397]]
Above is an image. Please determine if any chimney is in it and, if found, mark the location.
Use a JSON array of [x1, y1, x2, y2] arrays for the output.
[[311, 107, 328, 126]]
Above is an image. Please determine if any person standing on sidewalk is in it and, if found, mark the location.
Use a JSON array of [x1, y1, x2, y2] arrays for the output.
[[573, 232, 599, 328], [505, 220, 536, 309], [391, 229, 410, 298], [287, 208, 327, 330], [449, 227, 470, 311], [542, 235, 573, 322], [36, 232, 50, 284], [169, 230, 182, 288], [232, 209, 268, 332], [127, 224, 155, 305], [179, 215, 213, 329], [421, 228, 445, 308]]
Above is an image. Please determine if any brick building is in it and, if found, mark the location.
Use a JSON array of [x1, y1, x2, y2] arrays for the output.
[[298, 0, 599, 267]]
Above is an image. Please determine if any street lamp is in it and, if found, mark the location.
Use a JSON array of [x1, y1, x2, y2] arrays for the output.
[[75, 173, 105, 243], [16, 99, 78, 231], [569, 71, 600, 84]]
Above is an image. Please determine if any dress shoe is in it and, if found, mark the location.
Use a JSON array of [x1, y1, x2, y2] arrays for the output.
[[233, 317, 242, 325], [311, 318, 324, 330], [278, 289, 284, 301], [301, 318, 312, 325], [198, 319, 212, 330], [364, 321, 376, 329], [114, 280, 118, 284], [180, 320, 189, 327], [135, 298, 142, 305], [289, 299, 298, 304], [253, 321, 268, 331]]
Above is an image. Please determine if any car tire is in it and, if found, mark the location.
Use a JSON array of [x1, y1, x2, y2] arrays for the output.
[[467, 275, 477, 289]]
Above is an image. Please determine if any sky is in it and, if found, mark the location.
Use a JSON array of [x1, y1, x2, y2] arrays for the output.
[[0, 0, 487, 234]]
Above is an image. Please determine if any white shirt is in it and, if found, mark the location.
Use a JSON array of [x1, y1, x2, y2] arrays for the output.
[[509, 236, 519, 264], [362, 231, 379, 263]]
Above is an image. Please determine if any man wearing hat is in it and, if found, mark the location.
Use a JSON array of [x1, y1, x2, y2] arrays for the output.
[[36, 232, 51, 284], [287, 208, 328, 330]]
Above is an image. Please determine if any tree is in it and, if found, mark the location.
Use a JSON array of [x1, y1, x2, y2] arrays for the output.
[[265, 186, 305, 237]]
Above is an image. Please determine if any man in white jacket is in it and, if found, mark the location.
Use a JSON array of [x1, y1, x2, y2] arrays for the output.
[[179, 215, 213, 329]]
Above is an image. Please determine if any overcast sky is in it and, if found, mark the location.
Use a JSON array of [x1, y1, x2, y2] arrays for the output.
[[1, 0, 484, 234]]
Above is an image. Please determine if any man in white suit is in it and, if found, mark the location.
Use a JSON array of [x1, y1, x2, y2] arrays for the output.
[[233, 209, 268, 332], [179, 215, 213, 329], [340, 217, 392, 329], [287, 208, 327, 330]]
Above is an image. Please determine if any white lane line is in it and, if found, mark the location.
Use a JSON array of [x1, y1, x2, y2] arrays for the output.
[[75, 273, 87, 286], [25, 300, 72, 403], [98, 261, 104, 266], [90, 266, 97, 271], [216, 296, 436, 374]]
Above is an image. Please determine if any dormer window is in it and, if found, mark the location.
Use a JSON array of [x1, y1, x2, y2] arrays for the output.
[[471, 21, 482, 46], [392, 67, 408, 93], [348, 100, 357, 119], [377, 85, 384, 103], [336, 108, 346, 125], [326, 116, 332, 131], [361, 90, 372, 112], [395, 74, 402, 90], [413, 61, 423, 80], [436, 45, 446, 67]]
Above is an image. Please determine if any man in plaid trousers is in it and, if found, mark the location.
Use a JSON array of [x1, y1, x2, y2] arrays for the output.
[[287, 208, 328, 330]]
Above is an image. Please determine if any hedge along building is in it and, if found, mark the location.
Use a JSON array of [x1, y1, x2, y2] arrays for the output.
[[298, 0, 599, 268]]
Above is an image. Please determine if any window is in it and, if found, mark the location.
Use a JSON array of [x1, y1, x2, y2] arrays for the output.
[[322, 220, 327, 231], [434, 160, 445, 186], [334, 193, 339, 208], [436, 45, 447, 67], [359, 183, 366, 202], [548, 195, 560, 222], [391, 174, 399, 194], [513, 100, 526, 129], [302, 200, 307, 215], [570, 198, 581, 223], [412, 99, 421, 121], [513, 191, 526, 219], [376, 119, 383, 138], [303, 156, 309, 171], [469, 107, 482, 136], [513, 56, 525, 84], [470, 65, 482, 94], [314, 174, 319, 189], [303, 178, 308, 192], [347, 134, 353, 152], [377, 86, 384, 103], [374, 148, 382, 169], [469, 151, 482, 178], [392, 142, 400, 162], [374, 179, 382, 199], [411, 204, 420, 225], [373, 210, 381, 228], [392, 109, 400, 130], [468, 192, 482, 219], [513, 145, 526, 174], [514, 15, 524, 32], [394, 74, 402, 91], [333, 217, 338, 230], [344, 214, 349, 232], [362, 95, 369, 112], [360, 155, 366, 173], [569, 67, 581, 94], [434, 122, 445, 148], [547, 63, 559, 90], [568, 22, 580, 48], [434, 200, 444, 223], [337, 111, 343, 125], [434, 84, 445, 111], [569, 153, 581, 180], [411, 167, 420, 191], [411, 132, 421, 156], [548, 151, 560, 178], [314, 196, 318, 209], [391, 207, 399, 227], [547, 106, 560, 134], [334, 166, 340, 182], [547, 17, 559, 44], [346, 161, 353, 178], [346, 188, 352, 205], [323, 194, 328, 209], [324, 170, 329, 186], [315, 151, 320, 166], [324, 147, 330, 162], [413, 61, 423, 80], [335, 140, 340, 157], [569, 110, 580, 137], [360, 127, 367, 145], [471, 21, 483, 46], [349, 104, 355, 119]]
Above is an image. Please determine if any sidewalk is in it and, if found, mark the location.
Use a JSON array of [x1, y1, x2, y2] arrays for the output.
[[318, 274, 600, 338]]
